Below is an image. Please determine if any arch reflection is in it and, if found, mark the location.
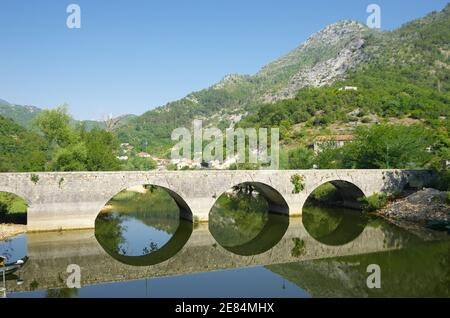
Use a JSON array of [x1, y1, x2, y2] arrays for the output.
[[209, 182, 289, 256], [302, 206, 368, 246], [95, 185, 192, 266], [302, 181, 368, 246]]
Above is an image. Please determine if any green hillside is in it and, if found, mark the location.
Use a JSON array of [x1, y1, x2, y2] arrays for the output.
[[115, 20, 376, 154], [0, 115, 48, 172], [241, 4, 450, 135], [0, 103, 43, 127], [115, 4, 449, 158]]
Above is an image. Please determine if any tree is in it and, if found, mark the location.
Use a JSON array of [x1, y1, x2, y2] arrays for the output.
[[103, 114, 122, 132], [0, 115, 48, 172], [348, 124, 435, 169], [84, 129, 120, 171], [288, 146, 315, 169], [32, 105, 77, 147], [315, 144, 350, 169], [124, 157, 156, 171], [51, 144, 87, 171]]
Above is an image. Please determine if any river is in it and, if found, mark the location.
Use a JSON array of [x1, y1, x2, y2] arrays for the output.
[[1, 188, 449, 298]]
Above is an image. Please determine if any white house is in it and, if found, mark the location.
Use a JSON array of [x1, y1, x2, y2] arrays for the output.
[[311, 135, 354, 153]]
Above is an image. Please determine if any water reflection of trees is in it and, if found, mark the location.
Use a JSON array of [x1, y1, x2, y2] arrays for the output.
[[267, 240, 450, 297], [46, 288, 79, 298], [302, 205, 427, 247], [302, 206, 368, 246], [209, 187, 269, 247], [95, 212, 126, 254], [109, 187, 180, 234], [142, 242, 159, 255], [95, 186, 181, 256]]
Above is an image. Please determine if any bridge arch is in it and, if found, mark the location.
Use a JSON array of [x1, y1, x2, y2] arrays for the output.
[[94, 183, 194, 266], [97, 183, 193, 221], [301, 179, 368, 246], [303, 178, 367, 211], [208, 181, 289, 256], [239, 182, 290, 215], [0, 189, 29, 226], [96, 218, 193, 266], [0, 186, 32, 206]]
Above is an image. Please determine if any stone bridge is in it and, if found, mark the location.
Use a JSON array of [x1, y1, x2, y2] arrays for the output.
[[0, 169, 434, 231]]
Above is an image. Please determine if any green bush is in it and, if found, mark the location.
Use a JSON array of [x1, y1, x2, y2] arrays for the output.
[[291, 238, 306, 257], [359, 193, 389, 212], [291, 174, 305, 194], [31, 174, 40, 184]]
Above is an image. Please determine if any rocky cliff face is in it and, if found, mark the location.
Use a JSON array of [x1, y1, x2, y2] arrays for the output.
[[260, 20, 373, 102], [210, 20, 374, 102]]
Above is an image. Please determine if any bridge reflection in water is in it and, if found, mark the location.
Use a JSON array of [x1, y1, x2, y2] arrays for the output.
[[6, 215, 419, 293]]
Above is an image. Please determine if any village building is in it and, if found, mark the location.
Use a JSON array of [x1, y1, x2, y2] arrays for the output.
[[310, 135, 354, 153], [137, 152, 152, 158]]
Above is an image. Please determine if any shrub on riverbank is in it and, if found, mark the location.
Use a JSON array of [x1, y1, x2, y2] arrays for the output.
[[359, 193, 389, 212]]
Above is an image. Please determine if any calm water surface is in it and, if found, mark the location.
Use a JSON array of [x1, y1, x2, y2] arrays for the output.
[[1, 189, 449, 298]]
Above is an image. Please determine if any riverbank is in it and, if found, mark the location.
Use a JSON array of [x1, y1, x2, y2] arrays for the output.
[[0, 223, 27, 240], [377, 188, 450, 231]]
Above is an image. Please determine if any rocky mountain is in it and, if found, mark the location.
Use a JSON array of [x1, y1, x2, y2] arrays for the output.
[[2, 4, 447, 157], [116, 4, 449, 155], [213, 20, 373, 102], [115, 20, 376, 153], [258, 20, 373, 101]]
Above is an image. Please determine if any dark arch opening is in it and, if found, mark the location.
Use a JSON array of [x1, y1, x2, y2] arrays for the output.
[[209, 182, 289, 256], [95, 184, 193, 266], [0, 191, 28, 225], [302, 181, 368, 246], [305, 180, 366, 210]]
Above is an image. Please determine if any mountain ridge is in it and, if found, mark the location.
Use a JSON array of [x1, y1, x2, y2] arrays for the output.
[[117, 3, 449, 157], [115, 18, 382, 152], [0, 102, 137, 130]]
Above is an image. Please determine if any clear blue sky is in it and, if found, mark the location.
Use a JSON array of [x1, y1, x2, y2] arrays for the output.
[[0, 0, 448, 120]]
